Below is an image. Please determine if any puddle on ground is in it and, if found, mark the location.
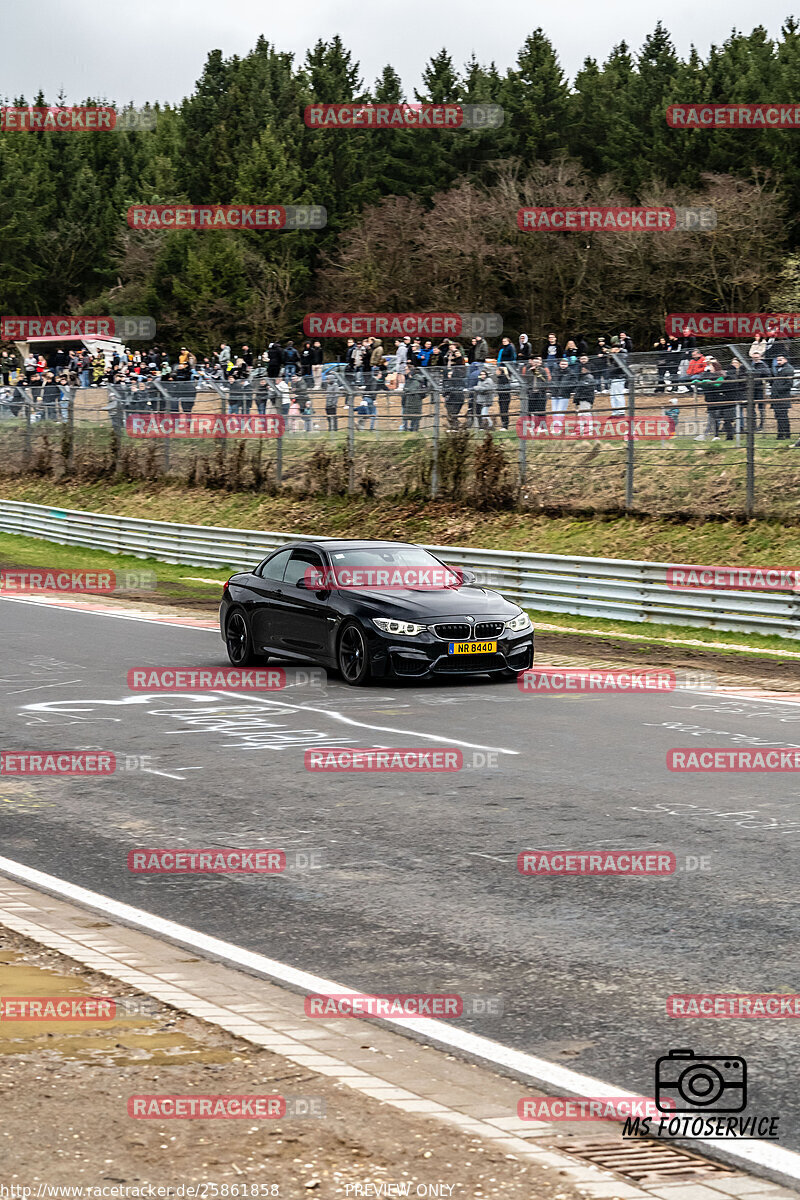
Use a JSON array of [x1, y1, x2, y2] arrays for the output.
[[0, 949, 240, 1066]]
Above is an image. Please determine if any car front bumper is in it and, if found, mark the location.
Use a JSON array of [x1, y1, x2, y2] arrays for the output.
[[366, 630, 534, 679]]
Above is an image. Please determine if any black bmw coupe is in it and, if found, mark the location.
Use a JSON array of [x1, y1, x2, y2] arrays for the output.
[[219, 539, 534, 685]]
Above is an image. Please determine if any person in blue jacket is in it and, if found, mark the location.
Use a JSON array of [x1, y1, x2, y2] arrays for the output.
[[497, 336, 517, 365]]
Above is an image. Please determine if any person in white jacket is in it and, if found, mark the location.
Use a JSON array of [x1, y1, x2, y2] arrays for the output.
[[394, 338, 409, 427], [394, 338, 408, 381]]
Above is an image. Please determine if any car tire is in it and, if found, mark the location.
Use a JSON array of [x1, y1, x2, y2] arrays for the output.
[[225, 609, 260, 667], [337, 621, 372, 686]]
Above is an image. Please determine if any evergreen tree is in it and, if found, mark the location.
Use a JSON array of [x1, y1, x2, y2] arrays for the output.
[[299, 37, 369, 229], [497, 31, 570, 163], [1, 21, 798, 343]]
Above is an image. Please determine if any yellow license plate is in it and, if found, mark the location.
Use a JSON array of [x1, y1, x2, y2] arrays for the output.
[[448, 640, 497, 655]]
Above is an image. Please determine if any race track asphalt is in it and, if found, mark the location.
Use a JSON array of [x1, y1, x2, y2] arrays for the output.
[[1, 597, 798, 1147]]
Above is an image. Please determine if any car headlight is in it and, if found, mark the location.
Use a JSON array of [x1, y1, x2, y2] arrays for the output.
[[372, 618, 427, 636], [505, 612, 532, 633]]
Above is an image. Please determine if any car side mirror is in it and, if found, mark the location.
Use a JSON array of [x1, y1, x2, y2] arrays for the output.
[[295, 575, 331, 598], [446, 565, 477, 587]]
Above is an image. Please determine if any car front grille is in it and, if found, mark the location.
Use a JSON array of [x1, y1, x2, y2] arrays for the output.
[[475, 621, 504, 639], [433, 621, 505, 641], [434, 654, 505, 674], [433, 622, 472, 641]]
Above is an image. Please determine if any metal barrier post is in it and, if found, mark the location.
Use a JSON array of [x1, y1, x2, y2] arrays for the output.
[[745, 373, 755, 517], [613, 356, 636, 510], [420, 367, 442, 499], [626, 375, 636, 509], [66, 385, 75, 469], [21, 388, 31, 469], [202, 375, 228, 479], [348, 379, 356, 494], [507, 365, 526, 492], [728, 344, 755, 518], [153, 379, 171, 471], [105, 384, 123, 473], [327, 368, 354, 491], [432, 385, 440, 498]]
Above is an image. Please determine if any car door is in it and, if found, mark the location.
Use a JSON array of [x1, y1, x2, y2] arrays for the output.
[[271, 548, 333, 657], [249, 548, 293, 652]]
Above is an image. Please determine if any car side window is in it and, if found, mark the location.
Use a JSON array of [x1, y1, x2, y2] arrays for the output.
[[257, 548, 293, 581], [284, 549, 325, 588]]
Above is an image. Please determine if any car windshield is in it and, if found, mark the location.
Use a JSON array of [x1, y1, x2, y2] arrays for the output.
[[321, 546, 459, 590], [327, 547, 443, 568]]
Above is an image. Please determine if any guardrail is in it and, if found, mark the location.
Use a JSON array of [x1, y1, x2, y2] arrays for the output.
[[1, 498, 798, 640]]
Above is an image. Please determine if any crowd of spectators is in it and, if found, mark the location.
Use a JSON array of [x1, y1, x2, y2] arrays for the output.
[[652, 328, 796, 441], [339, 331, 634, 431], [1, 328, 796, 441]]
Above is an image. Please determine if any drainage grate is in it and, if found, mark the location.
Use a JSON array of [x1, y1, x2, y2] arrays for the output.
[[564, 1138, 736, 1183]]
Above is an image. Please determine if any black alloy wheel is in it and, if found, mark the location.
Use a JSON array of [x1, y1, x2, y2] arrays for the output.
[[338, 622, 371, 686], [225, 610, 258, 667]]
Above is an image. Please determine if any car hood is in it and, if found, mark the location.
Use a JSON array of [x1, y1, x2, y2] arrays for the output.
[[351, 585, 519, 619]]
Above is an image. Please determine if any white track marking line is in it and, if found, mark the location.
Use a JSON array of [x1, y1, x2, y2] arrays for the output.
[[0, 595, 215, 630], [689, 688, 800, 708], [6, 680, 84, 695], [0, 853, 797, 1184], [5, 595, 800, 713], [211, 691, 519, 756]]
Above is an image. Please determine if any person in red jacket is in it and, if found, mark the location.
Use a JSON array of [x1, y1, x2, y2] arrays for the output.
[[680, 348, 707, 396]]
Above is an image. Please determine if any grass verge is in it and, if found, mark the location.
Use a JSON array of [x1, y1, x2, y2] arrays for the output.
[[2, 475, 800, 562]]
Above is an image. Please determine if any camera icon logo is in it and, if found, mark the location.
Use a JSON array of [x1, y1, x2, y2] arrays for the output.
[[655, 1048, 747, 1113]]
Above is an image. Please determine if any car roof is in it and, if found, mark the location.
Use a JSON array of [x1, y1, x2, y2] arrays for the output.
[[285, 538, 418, 549]]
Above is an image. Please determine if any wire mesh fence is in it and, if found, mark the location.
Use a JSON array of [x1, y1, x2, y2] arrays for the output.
[[1, 338, 799, 518]]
